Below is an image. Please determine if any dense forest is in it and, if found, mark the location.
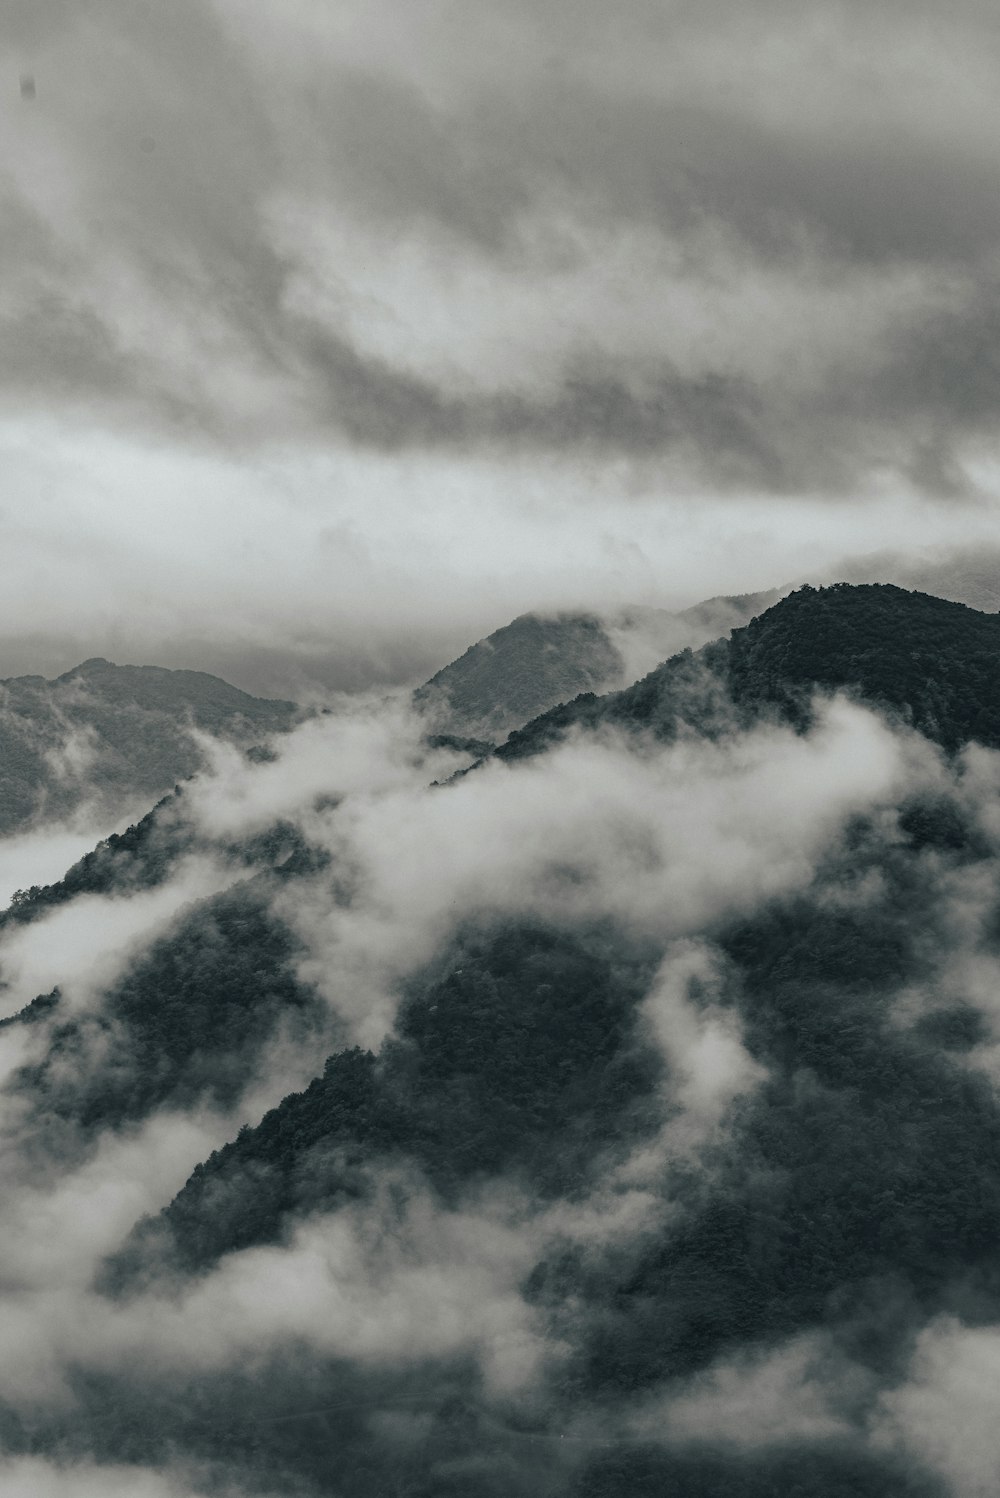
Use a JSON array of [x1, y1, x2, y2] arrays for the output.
[[10, 880, 330, 1149], [110, 923, 661, 1279], [83, 759, 999, 1495], [496, 583, 1000, 764], [2, 582, 1000, 1496]]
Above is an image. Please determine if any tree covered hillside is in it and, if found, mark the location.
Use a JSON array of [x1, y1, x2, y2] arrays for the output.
[[416, 590, 786, 744], [72, 762, 1000, 1498], [416, 612, 627, 742], [4, 582, 1000, 1497], [0, 656, 298, 834], [727, 583, 1000, 748], [496, 583, 1000, 763]]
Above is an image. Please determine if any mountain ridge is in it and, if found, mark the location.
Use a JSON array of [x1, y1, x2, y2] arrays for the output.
[[414, 590, 789, 742], [4, 576, 1000, 1497], [0, 657, 299, 837], [493, 582, 1000, 766]]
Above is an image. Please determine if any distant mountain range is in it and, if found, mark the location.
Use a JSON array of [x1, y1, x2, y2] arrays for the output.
[[64, 582, 997, 1207], [833, 544, 1000, 613], [0, 656, 298, 836], [7, 553, 995, 844], [414, 544, 1000, 746], [0, 593, 779, 837], [415, 589, 786, 742], [8, 580, 1000, 1163]]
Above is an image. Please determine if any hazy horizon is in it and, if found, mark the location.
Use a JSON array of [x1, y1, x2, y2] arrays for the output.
[[1, 536, 999, 701], [3, 0, 1000, 696]]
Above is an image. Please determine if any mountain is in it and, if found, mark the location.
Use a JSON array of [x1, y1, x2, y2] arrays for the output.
[[0, 656, 298, 835], [0, 789, 333, 1162], [416, 589, 787, 742], [11, 581, 987, 1144], [495, 582, 1000, 765], [13, 879, 328, 1148], [726, 582, 1000, 748], [5, 579, 1000, 1498], [416, 612, 623, 742], [105, 814, 991, 1496], [108, 921, 659, 1281]]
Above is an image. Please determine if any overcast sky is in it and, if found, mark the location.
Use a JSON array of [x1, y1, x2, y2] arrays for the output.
[[3, 0, 1000, 693]]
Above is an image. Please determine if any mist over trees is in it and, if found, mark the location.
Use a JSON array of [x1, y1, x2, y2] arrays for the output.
[[0, 658, 298, 836], [2, 584, 1000, 1496], [495, 584, 1000, 767]]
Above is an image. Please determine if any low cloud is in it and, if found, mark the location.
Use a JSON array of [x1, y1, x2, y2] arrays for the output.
[[631, 1333, 861, 1448], [875, 1317, 1000, 1498], [0, 1169, 550, 1408], [0, 820, 116, 908], [0, 852, 234, 1019], [0, 1105, 239, 1402], [266, 694, 934, 1045], [0, 666, 998, 1492], [0, 1457, 235, 1498], [635, 941, 767, 1157]]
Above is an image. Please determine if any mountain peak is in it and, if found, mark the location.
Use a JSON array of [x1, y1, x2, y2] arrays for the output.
[[493, 579, 1000, 766], [62, 656, 116, 677], [0, 658, 299, 836]]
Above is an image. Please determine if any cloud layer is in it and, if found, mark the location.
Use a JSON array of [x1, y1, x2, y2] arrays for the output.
[[2, 681, 998, 1492], [6, 0, 1000, 494], [1, 0, 999, 686]]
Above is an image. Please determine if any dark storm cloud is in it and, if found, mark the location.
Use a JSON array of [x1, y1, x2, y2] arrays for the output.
[[772, 281, 1000, 496], [3, 0, 1000, 492], [300, 320, 779, 480], [0, 294, 132, 402], [866, 285, 1000, 434], [375, 83, 1000, 269]]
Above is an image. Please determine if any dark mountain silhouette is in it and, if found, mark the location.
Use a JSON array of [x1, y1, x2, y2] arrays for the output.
[[96, 673, 1000, 1494], [726, 582, 1000, 748], [108, 923, 659, 1282], [7, 581, 996, 1154], [12, 879, 328, 1149], [494, 583, 1000, 764], [0, 802, 332, 1152], [7, 582, 995, 1137]]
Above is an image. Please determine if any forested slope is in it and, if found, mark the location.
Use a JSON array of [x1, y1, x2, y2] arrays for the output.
[[4, 581, 1000, 1497], [496, 583, 1000, 764], [0, 656, 298, 834]]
